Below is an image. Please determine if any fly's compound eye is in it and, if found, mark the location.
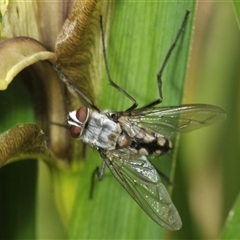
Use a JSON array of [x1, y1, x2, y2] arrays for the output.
[[68, 107, 89, 138], [76, 106, 88, 123], [70, 125, 81, 138]]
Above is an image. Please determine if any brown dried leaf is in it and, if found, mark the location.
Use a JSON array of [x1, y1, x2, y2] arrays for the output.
[[55, 0, 98, 62], [55, 0, 114, 109], [0, 124, 49, 168]]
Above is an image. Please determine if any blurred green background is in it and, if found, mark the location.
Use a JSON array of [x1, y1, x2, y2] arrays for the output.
[[172, 1, 240, 239], [0, 1, 239, 239]]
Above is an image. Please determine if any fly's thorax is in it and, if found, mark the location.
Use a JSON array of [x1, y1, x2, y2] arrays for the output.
[[82, 111, 122, 150]]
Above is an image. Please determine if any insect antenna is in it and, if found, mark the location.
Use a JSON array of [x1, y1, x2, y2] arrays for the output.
[[50, 62, 101, 112], [100, 16, 138, 112], [49, 121, 69, 129], [157, 10, 190, 103]]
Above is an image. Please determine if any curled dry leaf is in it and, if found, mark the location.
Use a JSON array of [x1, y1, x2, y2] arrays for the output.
[[0, 124, 49, 168], [55, 0, 113, 109], [0, 37, 55, 90], [56, 0, 98, 62]]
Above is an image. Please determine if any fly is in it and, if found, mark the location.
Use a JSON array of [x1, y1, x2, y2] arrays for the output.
[[53, 10, 226, 231]]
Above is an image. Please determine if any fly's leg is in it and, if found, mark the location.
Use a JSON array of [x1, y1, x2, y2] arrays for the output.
[[89, 160, 106, 199], [136, 10, 190, 111], [156, 10, 190, 105], [155, 168, 174, 187], [100, 16, 138, 112], [98, 160, 106, 180], [89, 167, 99, 199], [51, 63, 101, 112]]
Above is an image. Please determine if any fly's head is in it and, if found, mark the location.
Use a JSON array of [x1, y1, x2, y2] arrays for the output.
[[67, 107, 90, 138]]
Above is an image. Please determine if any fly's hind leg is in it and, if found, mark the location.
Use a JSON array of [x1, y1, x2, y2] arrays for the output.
[[155, 168, 174, 187]]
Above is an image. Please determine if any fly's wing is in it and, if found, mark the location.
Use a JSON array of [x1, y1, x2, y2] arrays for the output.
[[102, 149, 182, 230], [123, 104, 226, 138]]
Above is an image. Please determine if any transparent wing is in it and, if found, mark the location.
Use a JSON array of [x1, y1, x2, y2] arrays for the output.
[[119, 104, 226, 138], [102, 149, 182, 230]]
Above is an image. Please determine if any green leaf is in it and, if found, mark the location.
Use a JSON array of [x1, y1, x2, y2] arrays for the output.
[[221, 193, 240, 239], [233, 0, 240, 29], [0, 79, 37, 239], [68, 1, 196, 239]]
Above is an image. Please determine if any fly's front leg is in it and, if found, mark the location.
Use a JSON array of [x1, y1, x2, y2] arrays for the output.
[[50, 62, 101, 112], [89, 160, 106, 199]]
